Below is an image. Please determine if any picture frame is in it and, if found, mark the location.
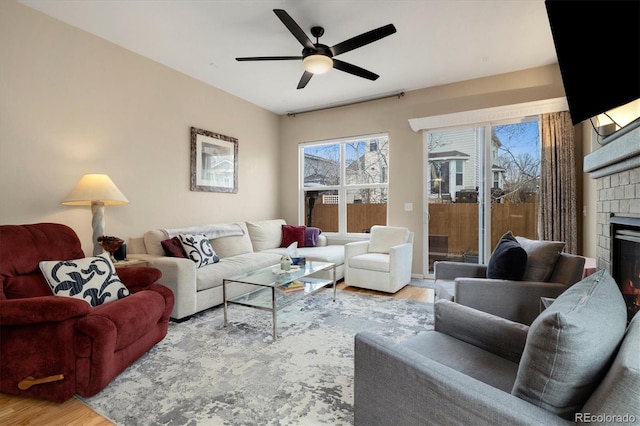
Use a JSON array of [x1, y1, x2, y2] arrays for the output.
[[190, 127, 238, 193]]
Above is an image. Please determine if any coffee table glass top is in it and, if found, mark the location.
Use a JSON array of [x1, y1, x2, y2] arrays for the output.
[[224, 261, 335, 310]]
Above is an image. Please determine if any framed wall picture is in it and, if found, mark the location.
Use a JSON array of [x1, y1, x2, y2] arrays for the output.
[[190, 127, 238, 193]]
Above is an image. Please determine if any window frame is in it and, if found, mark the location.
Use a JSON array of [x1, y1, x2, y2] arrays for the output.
[[299, 133, 390, 235]]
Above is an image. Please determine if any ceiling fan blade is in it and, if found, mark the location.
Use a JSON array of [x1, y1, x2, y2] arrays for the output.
[[273, 9, 315, 50], [330, 24, 397, 56], [297, 71, 313, 89], [332, 59, 379, 81], [236, 56, 302, 61]]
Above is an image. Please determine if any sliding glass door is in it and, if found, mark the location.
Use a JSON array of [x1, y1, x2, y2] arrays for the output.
[[425, 119, 540, 273]]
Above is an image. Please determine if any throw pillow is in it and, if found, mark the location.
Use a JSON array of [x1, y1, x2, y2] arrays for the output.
[[486, 231, 527, 280], [368, 225, 410, 254], [178, 234, 220, 268], [161, 236, 187, 258], [305, 227, 322, 247], [280, 225, 306, 248], [515, 236, 565, 281], [511, 269, 627, 419], [39, 254, 130, 307]]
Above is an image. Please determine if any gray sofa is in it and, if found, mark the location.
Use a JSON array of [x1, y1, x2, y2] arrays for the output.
[[434, 252, 585, 325], [355, 269, 639, 425], [128, 219, 345, 320]]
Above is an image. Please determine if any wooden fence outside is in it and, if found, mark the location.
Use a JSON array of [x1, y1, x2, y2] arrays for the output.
[[429, 203, 539, 255], [307, 203, 387, 233], [308, 202, 538, 255]]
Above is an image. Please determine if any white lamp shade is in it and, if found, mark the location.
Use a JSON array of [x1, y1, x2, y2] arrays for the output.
[[61, 174, 129, 206], [303, 54, 333, 75]]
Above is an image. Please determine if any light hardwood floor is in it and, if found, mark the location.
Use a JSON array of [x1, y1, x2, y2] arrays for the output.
[[0, 283, 433, 425]]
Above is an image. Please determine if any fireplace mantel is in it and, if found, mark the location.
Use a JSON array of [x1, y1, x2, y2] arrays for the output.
[[584, 119, 640, 178]]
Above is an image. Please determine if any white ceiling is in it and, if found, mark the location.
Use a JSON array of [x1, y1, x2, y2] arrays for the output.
[[20, 0, 559, 116]]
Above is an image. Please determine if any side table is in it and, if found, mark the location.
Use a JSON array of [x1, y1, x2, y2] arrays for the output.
[[113, 258, 148, 269]]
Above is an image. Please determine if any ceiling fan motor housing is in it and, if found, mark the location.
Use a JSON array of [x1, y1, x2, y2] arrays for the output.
[[303, 45, 333, 59]]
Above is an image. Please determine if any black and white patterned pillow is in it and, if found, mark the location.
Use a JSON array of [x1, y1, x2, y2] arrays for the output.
[[39, 254, 130, 307], [178, 234, 220, 268]]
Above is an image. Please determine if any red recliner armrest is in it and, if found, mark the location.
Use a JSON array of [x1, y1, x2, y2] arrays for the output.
[[0, 296, 91, 325], [116, 266, 162, 293]]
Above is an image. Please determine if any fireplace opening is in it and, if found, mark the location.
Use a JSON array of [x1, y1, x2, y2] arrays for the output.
[[611, 216, 640, 323]]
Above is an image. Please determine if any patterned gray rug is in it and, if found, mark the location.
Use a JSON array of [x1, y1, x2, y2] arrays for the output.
[[80, 289, 434, 426]]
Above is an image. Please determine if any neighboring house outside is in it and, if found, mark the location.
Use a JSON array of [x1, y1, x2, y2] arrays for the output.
[[345, 139, 388, 204], [428, 128, 505, 202]]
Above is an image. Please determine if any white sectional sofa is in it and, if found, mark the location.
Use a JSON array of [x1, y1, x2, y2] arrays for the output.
[[128, 219, 345, 321]]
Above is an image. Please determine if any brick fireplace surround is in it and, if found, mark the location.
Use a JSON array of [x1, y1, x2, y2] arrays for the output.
[[584, 121, 640, 272]]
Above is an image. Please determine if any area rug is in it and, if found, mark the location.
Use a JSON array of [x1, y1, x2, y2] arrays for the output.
[[80, 289, 433, 426]]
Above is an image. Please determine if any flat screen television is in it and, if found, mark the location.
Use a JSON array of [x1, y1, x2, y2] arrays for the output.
[[545, 0, 640, 126]]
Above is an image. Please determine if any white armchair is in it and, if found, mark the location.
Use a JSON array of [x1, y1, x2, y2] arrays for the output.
[[345, 225, 414, 293]]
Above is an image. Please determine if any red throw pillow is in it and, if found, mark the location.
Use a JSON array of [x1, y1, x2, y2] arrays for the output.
[[161, 236, 187, 258], [280, 225, 306, 248]]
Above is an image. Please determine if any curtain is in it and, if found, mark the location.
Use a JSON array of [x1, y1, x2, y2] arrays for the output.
[[540, 111, 578, 254]]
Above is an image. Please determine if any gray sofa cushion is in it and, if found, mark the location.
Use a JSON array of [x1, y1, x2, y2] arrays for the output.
[[511, 269, 627, 419], [434, 279, 455, 301], [515, 236, 565, 281], [403, 331, 519, 392], [580, 313, 640, 419]]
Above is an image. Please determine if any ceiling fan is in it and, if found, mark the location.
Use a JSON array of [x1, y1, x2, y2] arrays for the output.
[[236, 9, 397, 89]]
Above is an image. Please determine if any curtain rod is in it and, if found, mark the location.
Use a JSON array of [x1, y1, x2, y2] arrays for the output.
[[286, 92, 405, 117]]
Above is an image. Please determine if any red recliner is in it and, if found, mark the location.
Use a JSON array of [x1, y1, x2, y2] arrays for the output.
[[0, 223, 174, 402]]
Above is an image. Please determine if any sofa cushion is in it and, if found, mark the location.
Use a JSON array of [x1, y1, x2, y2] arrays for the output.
[[161, 236, 187, 258], [580, 313, 640, 418], [404, 331, 519, 392], [178, 234, 220, 268], [209, 222, 254, 258], [368, 226, 410, 254], [515, 236, 565, 281], [511, 269, 627, 419], [143, 229, 170, 257], [434, 279, 455, 301], [39, 254, 130, 307], [305, 227, 322, 247], [486, 231, 527, 280], [261, 245, 344, 266], [246, 219, 286, 251], [195, 252, 281, 291], [281, 225, 306, 248], [349, 253, 390, 273], [3, 274, 53, 299]]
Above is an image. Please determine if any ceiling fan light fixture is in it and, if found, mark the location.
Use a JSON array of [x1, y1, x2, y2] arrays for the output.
[[303, 54, 333, 74]]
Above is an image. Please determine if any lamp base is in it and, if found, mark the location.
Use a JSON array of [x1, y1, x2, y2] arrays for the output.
[[91, 201, 105, 256]]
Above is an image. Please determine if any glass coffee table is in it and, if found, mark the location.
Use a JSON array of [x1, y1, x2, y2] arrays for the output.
[[223, 261, 336, 340]]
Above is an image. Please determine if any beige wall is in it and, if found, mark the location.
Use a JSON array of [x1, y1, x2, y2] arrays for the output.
[[279, 65, 568, 275], [2, 1, 586, 277], [0, 1, 281, 254]]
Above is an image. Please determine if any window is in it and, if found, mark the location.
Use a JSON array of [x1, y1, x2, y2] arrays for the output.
[[426, 121, 541, 271], [301, 133, 389, 234], [455, 160, 463, 186]]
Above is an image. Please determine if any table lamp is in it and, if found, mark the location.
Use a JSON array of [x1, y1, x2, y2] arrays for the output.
[[61, 174, 129, 256]]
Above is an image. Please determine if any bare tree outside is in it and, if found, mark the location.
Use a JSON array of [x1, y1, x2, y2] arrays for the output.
[[494, 122, 540, 203]]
